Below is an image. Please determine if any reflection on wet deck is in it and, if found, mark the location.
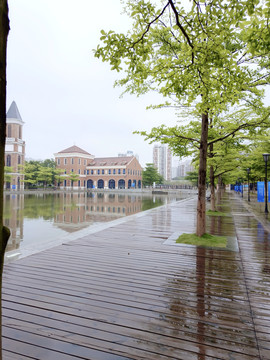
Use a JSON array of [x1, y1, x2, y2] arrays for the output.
[[4, 192, 185, 254], [2, 192, 270, 359]]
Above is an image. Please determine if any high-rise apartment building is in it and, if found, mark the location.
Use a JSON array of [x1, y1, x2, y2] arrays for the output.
[[153, 144, 172, 181]]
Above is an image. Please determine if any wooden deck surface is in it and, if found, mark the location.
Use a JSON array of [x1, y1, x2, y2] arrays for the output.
[[2, 193, 270, 359]]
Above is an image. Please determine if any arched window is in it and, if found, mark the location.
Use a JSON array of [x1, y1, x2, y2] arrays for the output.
[[7, 125, 11, 138], [87, 179, 93, 189], [6, 155, 11, 167], [118, 179, 125, 189], [97, 179, 104, 189], [108, 179, 115, 189], [128, 179, 132, 189]]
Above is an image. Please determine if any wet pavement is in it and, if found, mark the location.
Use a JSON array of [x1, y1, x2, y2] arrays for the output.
[[2, 191, 270, 359]]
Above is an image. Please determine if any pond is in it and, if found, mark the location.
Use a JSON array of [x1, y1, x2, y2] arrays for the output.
[[4, 191, 191, 261]]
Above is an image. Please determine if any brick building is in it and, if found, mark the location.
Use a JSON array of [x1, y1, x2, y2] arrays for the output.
[[54, 145, 142, 190], [5, 101, 25, 190]]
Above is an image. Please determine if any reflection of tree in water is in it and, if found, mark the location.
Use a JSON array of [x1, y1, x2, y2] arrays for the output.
[[21, 194, 63, 220], [142, 198, 164, 211], [162, 247, 252, 358]]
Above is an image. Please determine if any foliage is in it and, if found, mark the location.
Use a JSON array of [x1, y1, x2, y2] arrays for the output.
[[4, 166, 13, 183], [68, 172, 79, 187], [95, 0, 270, 236], [185, 171, 198, 186], [142, 163, 164, 186], [22, 159, 65, 188]]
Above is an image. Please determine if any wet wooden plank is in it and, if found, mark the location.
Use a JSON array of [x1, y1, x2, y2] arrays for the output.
[[2, 194, 268, 360]]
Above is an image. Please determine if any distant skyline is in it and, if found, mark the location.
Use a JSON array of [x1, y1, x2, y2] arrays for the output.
[[7, 0, 181, 167]]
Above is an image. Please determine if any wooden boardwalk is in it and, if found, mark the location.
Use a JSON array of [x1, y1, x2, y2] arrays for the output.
[[2, 193, 270, 359]]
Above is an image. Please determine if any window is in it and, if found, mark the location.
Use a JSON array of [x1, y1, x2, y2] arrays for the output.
[[84, 160, 86, 165], [98, 169, 100, 175], [71, 169, 74, 172], [78, 180, 80, 187], [64, 158, 67, 165], [113, 169, 116, 174], [123, 169, 126, 174], [118, 169, 121, 174], [78, 158, 81, 165], [19, 126, 22, 139], [7, 125, 11, 138], [87, 170, 89, 175], [84, 170, 86, 175], [109, 169, 111, 174], [91, 170, 94, 175], [71, 158, 74, 164], [102, 169, 104, 174], [78, 169, 81, 174], [18, 155, 21, 165], [64, 170, 66, 174], [6, 155, 11, 167], [57, 159, 60, 165]]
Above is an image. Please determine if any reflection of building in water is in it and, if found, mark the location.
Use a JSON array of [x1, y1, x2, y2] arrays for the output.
[[54, 193, 143, 232], [54, 145, 143, 190], [4, 194, 24, 251], [5, 101, 25, 190]]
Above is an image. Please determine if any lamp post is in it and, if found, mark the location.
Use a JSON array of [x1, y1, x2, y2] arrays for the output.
[[263, 154, 270, 214], [247, 168, 250, 202]]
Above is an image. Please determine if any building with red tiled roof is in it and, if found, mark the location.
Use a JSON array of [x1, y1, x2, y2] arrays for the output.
[[54, 146, 142, 190]]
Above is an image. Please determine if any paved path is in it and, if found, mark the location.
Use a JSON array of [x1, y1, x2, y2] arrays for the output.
[[2, 192, 270, 359]]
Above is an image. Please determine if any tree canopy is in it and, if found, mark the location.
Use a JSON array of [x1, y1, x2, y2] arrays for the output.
[[95, 0, 270, 235]]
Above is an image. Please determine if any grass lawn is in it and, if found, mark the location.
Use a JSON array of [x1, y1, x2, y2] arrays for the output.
[[206, 210, 228, 217], [176, 232, 227, 248]]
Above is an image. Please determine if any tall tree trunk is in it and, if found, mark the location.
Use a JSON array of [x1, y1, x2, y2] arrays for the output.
[[196, 112, 208, 237], [0, 1, 10, 358], [209, 164, 216, 211], [216, 174, 222, 205], [209, 118, 215, 211]]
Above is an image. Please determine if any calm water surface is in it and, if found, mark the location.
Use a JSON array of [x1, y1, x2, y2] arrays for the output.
[[4, 191, 189, 258]]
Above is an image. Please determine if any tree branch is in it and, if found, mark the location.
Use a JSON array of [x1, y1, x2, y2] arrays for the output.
[[168, 0, 194, 63], [132, 3, 170, 47]]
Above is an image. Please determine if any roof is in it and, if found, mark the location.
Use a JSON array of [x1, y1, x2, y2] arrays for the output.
[[6, 101, 22, 121], [57, 145, 91, 155], [89, 156, 134, 166]]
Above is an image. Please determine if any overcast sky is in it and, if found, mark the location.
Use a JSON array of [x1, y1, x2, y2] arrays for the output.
[[6, 0, 181, 167]]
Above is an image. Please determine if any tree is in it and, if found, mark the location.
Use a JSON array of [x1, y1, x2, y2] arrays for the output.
[[22, 161, 40, 188], [4, 166, 12, 184], [185, 171, 198, 187], [68, 171, 79, 188], [95, 0, 269, 236], [0, 0, 9, 356], [142, 163, 164, 186], [22, 160, 65, 188]]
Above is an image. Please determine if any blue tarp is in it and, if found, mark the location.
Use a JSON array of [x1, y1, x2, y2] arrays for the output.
[[257, 181, 270, 202]]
